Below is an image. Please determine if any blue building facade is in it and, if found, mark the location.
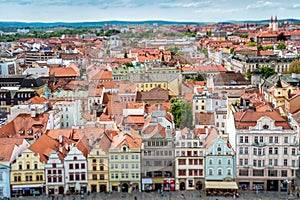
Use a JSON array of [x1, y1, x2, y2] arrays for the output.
[[0, 162, 11, 199], [205, 137, 236, 181]]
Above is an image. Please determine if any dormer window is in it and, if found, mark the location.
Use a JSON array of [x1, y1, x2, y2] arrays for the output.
[[263, 125, 269, 129], [217, 147, 221, 152], [123, 146, 127, 152], [27, 129, 33, 135], [19, 130, 24, 135]]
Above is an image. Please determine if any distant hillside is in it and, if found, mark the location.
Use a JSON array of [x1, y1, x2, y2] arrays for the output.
[[0, 20, 202, 29], [0, 19, 299, 29]]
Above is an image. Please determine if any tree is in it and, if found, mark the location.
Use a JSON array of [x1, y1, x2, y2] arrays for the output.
[[276, 42, 286, 50], [259, 66, 276, 79], [170, 98, 193, 129], [283, 60, 300, 74], [245, 69, 252, 81], [193, 73, 205, 81]]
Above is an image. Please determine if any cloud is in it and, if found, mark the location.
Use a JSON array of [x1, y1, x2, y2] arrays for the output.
[[246, 1, 281, 9], [292, 4, 300, 8], [160, 1, 211, 9]]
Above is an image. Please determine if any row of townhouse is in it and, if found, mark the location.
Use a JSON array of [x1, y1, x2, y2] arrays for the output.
[[0, 123, 237, 198]]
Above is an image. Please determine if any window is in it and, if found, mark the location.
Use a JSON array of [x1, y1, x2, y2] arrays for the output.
[[76, 174, 80, 181], [269, 136, 273, 143], [75, 163, 79, 169], [218, 159, 222, 165], [239, 159, 243, 166], [69, 164, 73, 169], [209, 169, 213, 176], [81, 173, 86, 180], [218, 169, 222, 175], [292, 148, 296, 156], [227, 159, 231, 165], [27, 164, 30, 169], [292, 160, 296, 167], [19, 164, 22, 170], [284, 148, 288, 155], [100, 174, 104, 180], [269, 159, 273, 166], [254, 136, 258, 143], [178, 170, 186, 176], [284, 137, 288, 144], [239, 136, 243, 143], [269, 147, 273, 155], [268, 170, 278, 177], [245, 147, 249, 154], [239, 147, 243, 154], [253, 169, 264, 176], [253, 148, 257, 155], [178, 159, 186, 165], [284, 159, 288, 166], [81, 163, 85, 169], [209, 159, 213, 165], [275, 137, 278, 143], [239, 169, 249, 176], [274, 159, 278, 166], [259, 136, 264, 143], [227, 169, 232, 176], [92, 159, 96, 163], [274, 147, 278, 154], [281, 170, 288, 177]]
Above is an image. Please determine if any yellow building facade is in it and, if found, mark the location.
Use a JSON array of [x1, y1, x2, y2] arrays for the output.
[[87, 143, 109, 193], [11, 148, 45, 197]]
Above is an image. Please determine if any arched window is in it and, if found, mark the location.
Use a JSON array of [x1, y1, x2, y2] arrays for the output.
[[227, 169, 232, 176], [209, 169, 213, 175], [209, 159, 213, 165], [218, 159, 222, 165], [227, 159, 231, 165], [218, 169, 222, 176]]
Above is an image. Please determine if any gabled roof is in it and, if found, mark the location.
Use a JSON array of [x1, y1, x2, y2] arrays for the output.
[[29, 134, 62, 163], [136, 86, 169, 101], [0, 113, 49, 138], [28, 96, 47, 104], [234, 109, 290, 129], [111, 130, 142, 149], [0, 138, 25, 162], [50, 66, 79, 77]]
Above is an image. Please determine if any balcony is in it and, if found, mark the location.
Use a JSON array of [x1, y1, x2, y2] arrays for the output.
[[267, 165, 274, 168], [290, 141, 299, 147], [252, 142, 266, 147], [243, 165, 249, 168]]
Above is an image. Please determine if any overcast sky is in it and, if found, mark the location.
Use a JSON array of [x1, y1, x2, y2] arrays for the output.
[[0, 0, 300, 22]]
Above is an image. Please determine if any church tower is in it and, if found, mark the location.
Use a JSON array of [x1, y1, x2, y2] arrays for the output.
[[273, 16, 278, 31], [269, 16, 273, 31]]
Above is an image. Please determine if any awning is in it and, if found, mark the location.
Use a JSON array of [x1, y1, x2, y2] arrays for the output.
[[142, 178, 153, 184], [12, 184, 44, 189], [152, 178, 164, 183], [205, 181, 238, 189], [112, 183, 118, 186]]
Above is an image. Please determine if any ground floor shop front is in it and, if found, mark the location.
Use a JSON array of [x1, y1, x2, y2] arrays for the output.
[[176, 178, 204, 191], [205, 181, 238, 196], [12, 184, 44, 197], [110, 181, 140, 192], [142, 178, 175, 192], [238, 179, 295, 192]]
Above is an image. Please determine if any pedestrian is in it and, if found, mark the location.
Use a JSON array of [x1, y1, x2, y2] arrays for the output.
[[297, 192, 299, 198]]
